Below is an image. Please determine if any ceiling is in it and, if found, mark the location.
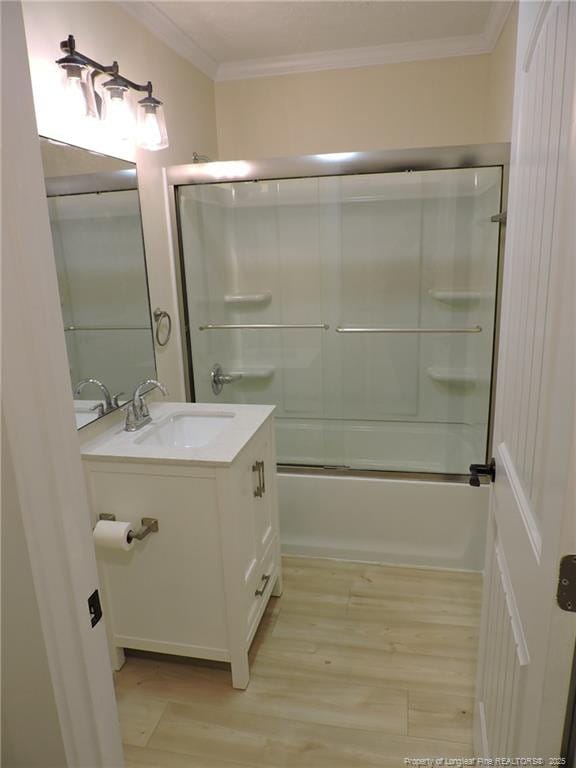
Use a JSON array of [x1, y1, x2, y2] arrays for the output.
[[121, 1, 513, 81]]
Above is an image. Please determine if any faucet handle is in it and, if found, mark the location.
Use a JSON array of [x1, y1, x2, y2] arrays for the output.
[[112, 392, 125, 408], [90, 402, 105, 418]]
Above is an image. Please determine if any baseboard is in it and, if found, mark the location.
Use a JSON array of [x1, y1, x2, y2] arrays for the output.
[[281, 541, 482, 573]]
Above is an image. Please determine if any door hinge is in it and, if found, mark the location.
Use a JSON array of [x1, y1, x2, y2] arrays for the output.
[[469, 458, 496, 487], [557, 556, 576, 612], [491, 211, 507, 224], [88, 588, 103, 628]]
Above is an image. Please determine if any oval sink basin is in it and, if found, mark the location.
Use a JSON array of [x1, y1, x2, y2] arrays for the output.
[[136, 412, 235, 449]]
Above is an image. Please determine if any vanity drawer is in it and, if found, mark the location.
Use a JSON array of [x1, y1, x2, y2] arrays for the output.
[[246, 535, 278, 643]]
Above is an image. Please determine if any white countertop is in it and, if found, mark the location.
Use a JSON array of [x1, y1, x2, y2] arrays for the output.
[[80, 401, 275, 466]]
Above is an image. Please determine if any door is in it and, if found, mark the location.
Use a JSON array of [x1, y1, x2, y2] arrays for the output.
[[474, 0, 576, 757]]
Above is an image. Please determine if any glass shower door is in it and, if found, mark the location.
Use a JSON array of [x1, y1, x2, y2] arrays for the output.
[[179, 178, 331, 466], [177, 164, 501, 475], [329, 168, 501, 473]]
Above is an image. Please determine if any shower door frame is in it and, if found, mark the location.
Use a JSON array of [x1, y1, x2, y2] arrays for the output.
[[166, 142, 510, 482]]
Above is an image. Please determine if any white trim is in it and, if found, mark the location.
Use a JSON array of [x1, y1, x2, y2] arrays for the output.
[[119, 1, 218, 79], [523, 1, 551, 73], [112, 636, 230, 661], [120, 1, 514, 83], [495, 541, 530, 667], [475, 701, 490, 758], [160, 166, 187, 396], [497, 441, 542, 562]]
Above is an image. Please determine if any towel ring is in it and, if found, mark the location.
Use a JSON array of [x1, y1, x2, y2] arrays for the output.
[[153, 308, 172, 347]]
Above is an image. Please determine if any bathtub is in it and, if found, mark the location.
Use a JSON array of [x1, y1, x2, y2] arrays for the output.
[[278, 471, 488, 572]]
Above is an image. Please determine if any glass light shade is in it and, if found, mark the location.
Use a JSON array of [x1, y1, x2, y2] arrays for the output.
[[102, 83, 135, 141], [60, 63, 94, 120], [136, 98, 169, 151]]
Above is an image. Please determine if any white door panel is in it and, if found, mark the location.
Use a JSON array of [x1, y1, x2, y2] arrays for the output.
[[475, 0, 576, 757]]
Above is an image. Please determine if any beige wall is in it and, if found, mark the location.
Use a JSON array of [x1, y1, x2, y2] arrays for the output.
[[22, 1, 517, 416], [23, 2, 218, 400], [487, 3, 518, 143], [216, 10, 517, 159]]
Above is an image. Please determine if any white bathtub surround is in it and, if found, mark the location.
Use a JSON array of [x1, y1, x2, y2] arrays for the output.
[[279, 473, 488, 571], [82, 403, 282, 689]]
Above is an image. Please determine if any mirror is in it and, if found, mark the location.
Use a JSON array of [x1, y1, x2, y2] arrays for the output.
[[40, 137, 157, 429]]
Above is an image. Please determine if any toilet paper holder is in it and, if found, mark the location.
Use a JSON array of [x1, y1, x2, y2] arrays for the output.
[[98, 513, 159, 542]]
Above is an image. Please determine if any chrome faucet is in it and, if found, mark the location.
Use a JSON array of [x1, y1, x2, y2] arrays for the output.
[[124, 379, 168, 432], [74, 378, 114, 414]]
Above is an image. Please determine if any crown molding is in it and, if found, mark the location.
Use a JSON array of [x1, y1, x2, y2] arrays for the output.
[[118, 1, 514, 84], [216, 33, 492, 82], [118, 1, 218, 79], [483, 1, 514, 50]]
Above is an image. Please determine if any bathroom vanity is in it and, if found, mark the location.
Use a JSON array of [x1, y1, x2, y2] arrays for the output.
[[81, 402, 282, 689]]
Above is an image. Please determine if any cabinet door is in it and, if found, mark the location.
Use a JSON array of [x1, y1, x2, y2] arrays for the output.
[[88, 465, 229, 659], [230, 425, 274, 585], [251, 427, 275, 563], [221, 422, 277, 629]]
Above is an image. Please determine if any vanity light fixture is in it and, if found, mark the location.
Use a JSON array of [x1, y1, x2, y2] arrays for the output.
[[56, 34, 169, 150]]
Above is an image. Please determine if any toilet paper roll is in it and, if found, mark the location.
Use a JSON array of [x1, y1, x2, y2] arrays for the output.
[[93, 520, 134, 551]]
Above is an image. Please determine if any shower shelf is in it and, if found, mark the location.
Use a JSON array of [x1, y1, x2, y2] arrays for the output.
[[224, 292, 272, 305], [427, 367, 477, 384], [227, 366, 275, 380], [428, 290, 484, 303]]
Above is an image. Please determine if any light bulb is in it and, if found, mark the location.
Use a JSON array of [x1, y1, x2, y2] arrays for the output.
[[64, 74, 88, 116], [103, 82, 135, 141], [61, 65, 90, 120], [137, 96, 169, 151], [141, 108, 162, 147]]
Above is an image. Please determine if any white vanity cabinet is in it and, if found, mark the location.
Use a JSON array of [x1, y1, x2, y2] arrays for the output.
[[82, 408, 281, 689]]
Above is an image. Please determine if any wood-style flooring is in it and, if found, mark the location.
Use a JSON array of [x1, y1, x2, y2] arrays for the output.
[[115, 556, 482, 767]]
